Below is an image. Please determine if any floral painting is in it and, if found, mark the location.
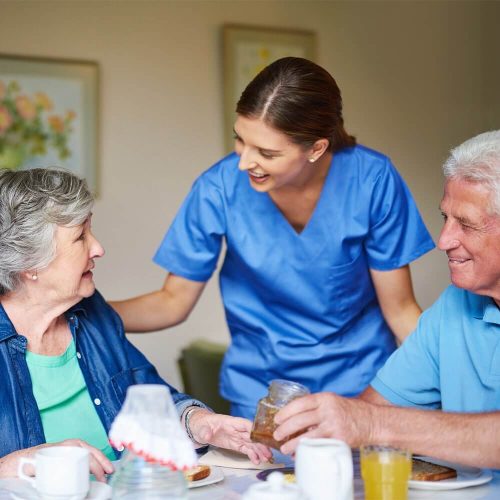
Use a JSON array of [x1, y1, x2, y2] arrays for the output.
[[0, 55, 99, 194], [0, 80, 75, 169]]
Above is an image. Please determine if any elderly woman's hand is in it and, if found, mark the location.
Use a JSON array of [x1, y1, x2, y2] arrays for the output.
[[0, 440, 114, 482], [57, 439, 114, 482], [186, 409, 273, 464]]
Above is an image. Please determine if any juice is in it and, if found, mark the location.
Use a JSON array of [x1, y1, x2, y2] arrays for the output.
[[361, 450, 411, 500]]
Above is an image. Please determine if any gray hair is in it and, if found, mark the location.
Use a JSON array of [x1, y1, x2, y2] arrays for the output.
[[443, 130, 500, 215], [0, 168, 94, 295]]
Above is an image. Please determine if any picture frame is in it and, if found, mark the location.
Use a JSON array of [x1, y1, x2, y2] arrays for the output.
[[223, 24, 316, 152], [0, 54, 99, 194]]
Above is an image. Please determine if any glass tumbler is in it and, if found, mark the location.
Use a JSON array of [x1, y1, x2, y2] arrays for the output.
[[360, 445, 412, 500], [110, 449, 187, 499]]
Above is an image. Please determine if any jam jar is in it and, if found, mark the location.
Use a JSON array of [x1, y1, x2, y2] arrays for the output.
[[250, 379, 310, 449]]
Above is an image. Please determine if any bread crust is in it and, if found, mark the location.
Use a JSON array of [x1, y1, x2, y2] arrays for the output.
[[411, 458, 457, 481], [184, 465, 211, 482]]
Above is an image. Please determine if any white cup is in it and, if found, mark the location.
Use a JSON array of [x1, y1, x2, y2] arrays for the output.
[[17, 446, 90, 500], [295, 438, 353, 500]]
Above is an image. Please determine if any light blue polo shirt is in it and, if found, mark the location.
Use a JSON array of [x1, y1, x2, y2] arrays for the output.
[[154, 147, 434, 418], [371, 285, 500, 412]]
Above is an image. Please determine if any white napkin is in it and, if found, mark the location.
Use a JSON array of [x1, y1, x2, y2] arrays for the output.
[[198, 448, 285, 470]]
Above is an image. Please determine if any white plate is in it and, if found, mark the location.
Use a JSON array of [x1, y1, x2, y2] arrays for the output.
[[108, 461, 224, 489], [1, 480, 112, 500], [187, 466, 224, 489], [408, 457, 493, 491]]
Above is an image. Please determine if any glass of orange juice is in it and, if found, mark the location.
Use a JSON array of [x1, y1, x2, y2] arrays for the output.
[[361, 446, 412, 500]]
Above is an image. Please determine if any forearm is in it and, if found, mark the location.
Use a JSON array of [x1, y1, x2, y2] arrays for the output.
[[371, 405, 500, 468], [110, 289, 186, 332], [110, 274, 206, 333], [370, 266, 422, 343], [383, 301, 422, 343]]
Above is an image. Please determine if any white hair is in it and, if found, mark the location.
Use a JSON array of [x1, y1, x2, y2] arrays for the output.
[[443, 130, 500, 215], [0, 168, 94, 294]]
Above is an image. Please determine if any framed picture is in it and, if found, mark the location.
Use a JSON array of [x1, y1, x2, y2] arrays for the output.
[[0, 54, 99, 194], [223, 24, 316, 152]]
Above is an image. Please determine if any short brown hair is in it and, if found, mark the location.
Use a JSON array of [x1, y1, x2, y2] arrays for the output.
[[236, 57, 356, 153]]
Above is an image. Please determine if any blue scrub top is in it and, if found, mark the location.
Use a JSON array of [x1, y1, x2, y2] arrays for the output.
[[154, 146, 435, 418]]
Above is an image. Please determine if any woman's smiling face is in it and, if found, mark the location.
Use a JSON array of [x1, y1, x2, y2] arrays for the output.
[[234, 116, 319, 193], [36, 216, 104, 306]]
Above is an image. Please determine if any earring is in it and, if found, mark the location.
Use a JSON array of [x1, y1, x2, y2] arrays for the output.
[[309, 157, 316, 163], [31, 271, 38, 281]]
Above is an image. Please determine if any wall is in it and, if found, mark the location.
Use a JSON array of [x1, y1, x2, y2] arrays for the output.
[[0, 0, 494, 388], [482, 1, 500, 131]]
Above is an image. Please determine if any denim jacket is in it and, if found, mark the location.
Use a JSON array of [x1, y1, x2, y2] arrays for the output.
[[0, 290, 204, 459]]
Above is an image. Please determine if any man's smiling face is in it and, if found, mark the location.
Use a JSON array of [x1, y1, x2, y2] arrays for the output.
[[438, 178, 500, 305]]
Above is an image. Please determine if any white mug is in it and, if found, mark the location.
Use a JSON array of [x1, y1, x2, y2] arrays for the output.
[[295, 438, 353, 500], [18, 446, 90, 500]]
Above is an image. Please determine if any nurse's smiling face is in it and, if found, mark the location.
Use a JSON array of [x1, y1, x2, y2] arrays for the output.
[[234, 116, 327, 193]]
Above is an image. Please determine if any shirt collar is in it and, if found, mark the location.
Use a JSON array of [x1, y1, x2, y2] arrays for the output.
[[470, 292, 500, 325], [483, 300, 500, 325], [0, 302, 17, 342], [67, 301, 88, 317], [64, 301, 88, 331]]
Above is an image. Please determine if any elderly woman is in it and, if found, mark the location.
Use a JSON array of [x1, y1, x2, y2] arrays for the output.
[[0, 168, 271, 480]]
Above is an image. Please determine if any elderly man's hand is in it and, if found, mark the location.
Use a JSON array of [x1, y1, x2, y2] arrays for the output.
[[187, 409, 273, 464], [273, 392, 377, 455]]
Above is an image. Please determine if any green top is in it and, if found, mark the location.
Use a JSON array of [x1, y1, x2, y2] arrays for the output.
[[26, 339, 115, 460]]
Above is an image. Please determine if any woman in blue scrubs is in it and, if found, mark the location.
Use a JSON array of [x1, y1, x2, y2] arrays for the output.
[[111, 57, 434, 420]]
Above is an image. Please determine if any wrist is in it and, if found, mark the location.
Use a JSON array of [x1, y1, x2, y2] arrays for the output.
[[183, 407, 212, 445], [366, 402, 391, 446]]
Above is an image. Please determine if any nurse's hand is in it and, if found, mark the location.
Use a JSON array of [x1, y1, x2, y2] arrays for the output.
[[187, 409, 273, 464], [273, 393, 376, 454]]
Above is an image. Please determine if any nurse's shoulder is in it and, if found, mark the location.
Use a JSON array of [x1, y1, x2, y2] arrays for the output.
[[338, 144, 399, 180], [190, 152, 243, 197]]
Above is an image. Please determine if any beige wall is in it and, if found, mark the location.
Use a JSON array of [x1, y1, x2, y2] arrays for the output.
[[0, 0, 496, 388], [482, 1, 500, 131]]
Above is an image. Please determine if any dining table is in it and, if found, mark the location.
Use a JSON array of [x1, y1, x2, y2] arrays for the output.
[[187, 449, 500, 500], [0, 449, 498, 499]]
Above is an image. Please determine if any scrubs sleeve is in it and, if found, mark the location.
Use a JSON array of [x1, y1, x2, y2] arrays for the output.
[[365, 159, 434, 270], [370, 297, 443, 409], [153, 173, 227, 282]]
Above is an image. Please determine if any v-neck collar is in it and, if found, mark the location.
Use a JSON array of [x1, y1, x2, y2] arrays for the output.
[[261, 153, 337, 238]]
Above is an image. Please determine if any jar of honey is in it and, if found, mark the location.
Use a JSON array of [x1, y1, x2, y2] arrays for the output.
[[250, 379, 310, 449]]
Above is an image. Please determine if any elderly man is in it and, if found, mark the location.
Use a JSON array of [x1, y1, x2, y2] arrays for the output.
[[274, 130, 500, 469]]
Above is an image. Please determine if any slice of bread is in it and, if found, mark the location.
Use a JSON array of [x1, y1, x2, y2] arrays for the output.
[[184, 464, 211, 482], [411, 458, 457, 481]]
